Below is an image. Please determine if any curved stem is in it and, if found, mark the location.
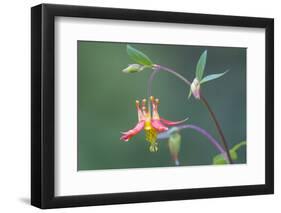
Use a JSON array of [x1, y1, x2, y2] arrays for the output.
[[153, 64, 191, 85], [147, 69, 159, 100], [151, 64, 233, 164], [200, 96, 233, 163], [158, 125, 229, 163]]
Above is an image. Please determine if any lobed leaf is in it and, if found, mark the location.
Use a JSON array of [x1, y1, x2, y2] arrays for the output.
[[231, 141, 246, 152], [126, 45, 153, 66], [213, 150, 238, 165], [213, 141, 246, 165], [195, 50, 207, 81], [200, 70, 229, 84]]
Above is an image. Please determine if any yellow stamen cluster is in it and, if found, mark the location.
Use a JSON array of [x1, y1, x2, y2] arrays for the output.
[[145, 127, 158, 143]]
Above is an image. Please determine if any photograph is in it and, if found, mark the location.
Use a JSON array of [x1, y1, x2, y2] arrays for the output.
[[78, 41, 247, 170], [30, 3, 274, 209], [0, 0, 277, 211]]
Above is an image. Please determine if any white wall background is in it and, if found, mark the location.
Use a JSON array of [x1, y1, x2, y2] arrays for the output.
[[0, 0, 278, 212]]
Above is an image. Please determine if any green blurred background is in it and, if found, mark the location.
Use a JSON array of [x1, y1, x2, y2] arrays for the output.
[[78, 41, 246, 170]]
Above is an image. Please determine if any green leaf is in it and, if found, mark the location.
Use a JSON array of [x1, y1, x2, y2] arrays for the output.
[[229, 149, 238, 160], [213, 150, 237, 165], [200, 70, 229, 84], [213, 154, 228, 165], [195, 50, 207, 81], [213, 141, 246, 165], [231, 141, 246, 152], [126, 45, 153, 66]]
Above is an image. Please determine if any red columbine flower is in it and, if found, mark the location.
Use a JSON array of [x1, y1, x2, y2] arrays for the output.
[[120, 96, 188, 152]]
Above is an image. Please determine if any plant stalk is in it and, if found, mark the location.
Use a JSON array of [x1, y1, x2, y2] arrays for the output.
[[151, 64, 233, 164], [200, 96, 233, 163]]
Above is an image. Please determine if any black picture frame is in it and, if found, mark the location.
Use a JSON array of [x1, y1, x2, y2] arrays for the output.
[[31, 3, 274, 209]]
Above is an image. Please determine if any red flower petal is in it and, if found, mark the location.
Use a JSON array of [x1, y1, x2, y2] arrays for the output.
[[120, 120, 145, 141], [151, 119, 168, 132], [160, 117, 189, 126]]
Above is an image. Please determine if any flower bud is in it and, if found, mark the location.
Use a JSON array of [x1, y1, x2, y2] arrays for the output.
[[122, 64, 144, 73], [191, 78, 201, 99], [168, 132, 181, 166]]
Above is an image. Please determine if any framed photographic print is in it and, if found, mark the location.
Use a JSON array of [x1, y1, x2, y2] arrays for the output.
[[31, 3, 274, 209]]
